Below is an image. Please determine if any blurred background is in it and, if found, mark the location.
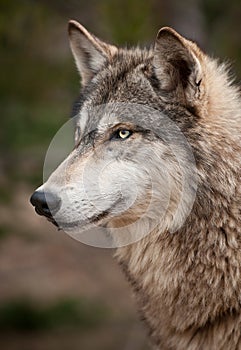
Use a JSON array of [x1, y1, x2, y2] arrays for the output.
[[0, 1, 240, 349]]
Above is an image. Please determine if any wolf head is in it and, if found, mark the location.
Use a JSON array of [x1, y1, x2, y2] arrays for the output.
[[30, 21, 207, 246]]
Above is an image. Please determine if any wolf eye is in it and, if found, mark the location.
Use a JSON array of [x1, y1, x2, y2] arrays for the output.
[[110, 128, 133, 141], [119, 130, 131, 139]]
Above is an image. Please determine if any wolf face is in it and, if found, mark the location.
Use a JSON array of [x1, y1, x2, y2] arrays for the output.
[[30, 21, 209, 246]]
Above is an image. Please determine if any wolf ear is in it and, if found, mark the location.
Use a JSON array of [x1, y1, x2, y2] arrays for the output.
[[68, 20, 117, 86], [154, 27, 202, 103]]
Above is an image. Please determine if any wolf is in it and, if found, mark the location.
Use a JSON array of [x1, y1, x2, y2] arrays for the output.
[[30, 20, 241, 350]]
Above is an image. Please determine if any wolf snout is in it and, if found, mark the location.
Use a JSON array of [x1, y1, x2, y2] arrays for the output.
[[30, 190, 61, 218]]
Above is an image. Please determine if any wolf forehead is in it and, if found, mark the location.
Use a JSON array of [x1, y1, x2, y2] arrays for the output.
[[70, 48, 194, 142], [71, 48, 159, 121]]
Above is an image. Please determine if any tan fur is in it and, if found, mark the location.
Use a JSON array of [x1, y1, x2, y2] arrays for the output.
[[115, 46, 241, 349], [31, 23, 241, 350]]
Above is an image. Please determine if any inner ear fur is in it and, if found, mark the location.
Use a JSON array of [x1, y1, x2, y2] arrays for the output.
[[154, 27, 202, 102], [68, 20, 117, 86]]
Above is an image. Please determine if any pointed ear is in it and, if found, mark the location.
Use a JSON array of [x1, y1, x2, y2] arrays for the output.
[[153, 27, 202, 103], [68, 20, 117, 86]]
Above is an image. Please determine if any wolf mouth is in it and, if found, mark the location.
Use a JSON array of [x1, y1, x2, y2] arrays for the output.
[[34, 206, 60, 228], [57, 210, 110, 230], [55, 199, 121, 230]]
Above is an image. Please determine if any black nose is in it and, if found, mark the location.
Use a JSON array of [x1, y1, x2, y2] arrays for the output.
[[30, 191, 61, 217]]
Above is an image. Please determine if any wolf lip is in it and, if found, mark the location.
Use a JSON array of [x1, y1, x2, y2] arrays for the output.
[[35, 207, 59, 228], [48, 217, 60, 228], [56, 210, 110, 230], [53, 198, 122, 230]]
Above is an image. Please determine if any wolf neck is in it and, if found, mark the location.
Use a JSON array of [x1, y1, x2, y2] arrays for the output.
[[115, 200, 241, 346], [115, 113, 241, 347]]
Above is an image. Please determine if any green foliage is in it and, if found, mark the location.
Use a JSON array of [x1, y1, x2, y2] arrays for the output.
[[0, 299, 47, 331], [0, 1, 79, 186], [99, 0, 154, 45], [0, 298, 109, 331], [202, 0, 241, 77], [1, 102, 66, 151], [0, 225, 9, 239], [0, 186, 12, 204]]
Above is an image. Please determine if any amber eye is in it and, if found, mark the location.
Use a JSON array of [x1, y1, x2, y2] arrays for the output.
[[110, 128, 133, 141], [118, 130, 132, 139]]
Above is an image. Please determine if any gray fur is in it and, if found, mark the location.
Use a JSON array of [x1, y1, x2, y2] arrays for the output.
[[31, 21, 241, 350]]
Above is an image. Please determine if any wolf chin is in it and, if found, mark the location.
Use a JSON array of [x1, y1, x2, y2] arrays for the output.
[[30, 20, 241, 350]]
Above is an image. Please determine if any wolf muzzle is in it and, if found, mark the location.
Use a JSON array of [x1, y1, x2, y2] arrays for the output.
[[30, 191, 61, 224]]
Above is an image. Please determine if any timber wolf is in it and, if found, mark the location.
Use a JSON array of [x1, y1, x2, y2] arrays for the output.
[[30, 20, 241, 349]]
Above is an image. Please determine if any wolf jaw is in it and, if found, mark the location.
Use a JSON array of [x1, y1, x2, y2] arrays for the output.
[[30, 20, 241, 350]]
